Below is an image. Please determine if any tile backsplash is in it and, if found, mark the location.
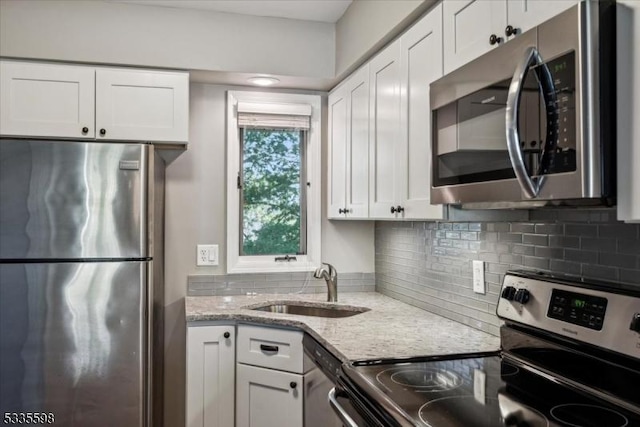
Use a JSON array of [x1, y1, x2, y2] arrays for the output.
[[375, 208, 640, 336], [187, 272, 375, 296]]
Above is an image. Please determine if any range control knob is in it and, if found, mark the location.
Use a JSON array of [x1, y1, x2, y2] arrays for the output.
[[514, 289, 531, 305], [630, 313, 640, 333], [501, 286, 517, 301]]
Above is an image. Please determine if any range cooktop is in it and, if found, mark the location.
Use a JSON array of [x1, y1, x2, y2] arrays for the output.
[[343, 353, 640, 427]]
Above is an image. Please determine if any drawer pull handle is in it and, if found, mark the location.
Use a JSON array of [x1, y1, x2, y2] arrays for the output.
[[260, 344, 279, 353]]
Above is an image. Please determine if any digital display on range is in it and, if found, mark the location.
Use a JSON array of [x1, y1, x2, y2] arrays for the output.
[[571, 299, 586, 309], [547, 289, 607, 331]]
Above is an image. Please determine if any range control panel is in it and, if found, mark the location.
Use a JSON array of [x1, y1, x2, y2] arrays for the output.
[[547, 289, 607, 331], [497, 271, 640, 359]]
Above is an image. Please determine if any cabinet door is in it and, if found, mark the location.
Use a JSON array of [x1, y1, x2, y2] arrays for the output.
[[443, 0, 507, 74], [345, 65, 370, 218], [617, 0, 640, 222], [95, 69, 189, 143], [0, 61, 95, 139], [186, 325, 235, 427], [369, 39, 402, 219], [236, 364, 303, 427], [327, 86, 348, 219], [506, 0, 577, 37], [398, 4, 444, 220]]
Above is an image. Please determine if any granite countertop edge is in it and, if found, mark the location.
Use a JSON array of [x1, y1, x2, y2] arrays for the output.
[[185, 292, 501, 363]]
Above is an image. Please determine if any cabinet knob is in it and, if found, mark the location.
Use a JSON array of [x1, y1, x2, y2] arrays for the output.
[[82, 127, 89, 134], [99, 128, 106, 136], [223, 331, 230, 339], [390, 205, 405, 214], [505, 25, 517, 37], [289, 382, 297, 389], [489, 34, 502, 45], [338, 208, 345, 214]]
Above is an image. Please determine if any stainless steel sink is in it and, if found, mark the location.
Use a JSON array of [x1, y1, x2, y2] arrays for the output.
[[248, 302, 369, 318]]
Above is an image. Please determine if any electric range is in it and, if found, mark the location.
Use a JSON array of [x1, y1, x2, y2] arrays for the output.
[[330, 270, 640, 427]]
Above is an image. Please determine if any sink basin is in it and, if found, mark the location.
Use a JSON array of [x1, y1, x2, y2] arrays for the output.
[[248, 302, 369, 318]]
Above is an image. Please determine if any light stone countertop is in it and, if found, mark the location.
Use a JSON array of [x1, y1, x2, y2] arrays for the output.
[[186, 292, 501, 362]]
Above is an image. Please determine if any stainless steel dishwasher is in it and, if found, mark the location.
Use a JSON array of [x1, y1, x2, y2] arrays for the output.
[[303, 334, 343, 427]]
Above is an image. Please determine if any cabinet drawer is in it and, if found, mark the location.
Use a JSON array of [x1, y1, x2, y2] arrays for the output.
[[237, 325, 312, 374]]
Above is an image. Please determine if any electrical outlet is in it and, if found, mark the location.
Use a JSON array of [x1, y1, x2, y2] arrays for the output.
[[197, 244, 219, 266], [472, 260, 485, 294]]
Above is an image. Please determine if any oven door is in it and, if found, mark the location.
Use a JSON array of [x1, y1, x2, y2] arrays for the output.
[[328, 387, 367, 427], [330, 376, 415, 427]]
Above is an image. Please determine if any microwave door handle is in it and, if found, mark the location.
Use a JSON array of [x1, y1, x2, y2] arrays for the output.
[[506, 46, 545, 198]]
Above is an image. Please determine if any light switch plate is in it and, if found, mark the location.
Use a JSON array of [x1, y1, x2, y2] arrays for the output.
[[472, 260, 485, 294], [197, 244, 219, 266]]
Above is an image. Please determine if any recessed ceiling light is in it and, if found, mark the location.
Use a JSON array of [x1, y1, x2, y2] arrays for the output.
[[247, 76, 280, 87]]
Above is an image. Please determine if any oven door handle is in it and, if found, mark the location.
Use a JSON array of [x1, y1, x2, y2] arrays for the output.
[[506, 46, 552, 199], [328, 387, 359, 427]]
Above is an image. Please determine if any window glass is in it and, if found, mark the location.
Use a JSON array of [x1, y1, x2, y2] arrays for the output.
[[240, 128, 307, 256]]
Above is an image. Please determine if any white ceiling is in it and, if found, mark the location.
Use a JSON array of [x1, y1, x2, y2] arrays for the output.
[[107, 0, 352, 23]]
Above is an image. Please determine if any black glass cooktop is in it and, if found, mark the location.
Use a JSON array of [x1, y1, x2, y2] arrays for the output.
[[342, 354, 640, 427]]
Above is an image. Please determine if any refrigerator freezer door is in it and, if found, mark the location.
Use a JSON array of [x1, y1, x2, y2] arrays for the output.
[[0, 140, 148, 259], [0, 261, 147, 426]]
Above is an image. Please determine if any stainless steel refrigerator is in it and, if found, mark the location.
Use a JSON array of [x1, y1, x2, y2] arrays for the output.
[[0, 139, 165, 427]]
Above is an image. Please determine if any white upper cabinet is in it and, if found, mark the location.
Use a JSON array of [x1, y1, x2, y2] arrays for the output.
[[617, 0, 640, 223], [369, 39, 402, 219], [398, 3, 444, 220], [95, 69, 189, 143], [346, 66, 370, 218], [328, 85, 348, 218], [0, 61, 95, 139], [328, 65, 370, 219], [506, 0, 577, 38], [443, 0, 507, 75], [443, 0, 578, 74], [0, 60, 189, 143]]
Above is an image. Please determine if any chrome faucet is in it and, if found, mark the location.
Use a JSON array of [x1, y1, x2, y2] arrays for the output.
[[313, 262, 338, 302]]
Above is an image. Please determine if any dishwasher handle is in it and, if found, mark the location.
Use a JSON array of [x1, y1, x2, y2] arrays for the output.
[[328, 387, 359, 427]]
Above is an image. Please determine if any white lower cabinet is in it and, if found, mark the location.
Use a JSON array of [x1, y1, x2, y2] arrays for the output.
[[236, 364, 303, 427], [235, 324, 340, 427], [187, 323, 340, 427], [186, 325, 235, 427], [236, 325, 309, 427]]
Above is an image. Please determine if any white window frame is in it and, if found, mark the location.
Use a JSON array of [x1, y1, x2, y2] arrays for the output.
[[226, 91, 322, 273]]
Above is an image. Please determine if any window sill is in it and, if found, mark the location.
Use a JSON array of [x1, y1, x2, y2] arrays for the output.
[[228, 256, 318, 274]]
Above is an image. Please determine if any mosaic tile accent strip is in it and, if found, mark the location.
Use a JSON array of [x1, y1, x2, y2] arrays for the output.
[[187, 272, 376, 296], [375, 208, 640, 337]]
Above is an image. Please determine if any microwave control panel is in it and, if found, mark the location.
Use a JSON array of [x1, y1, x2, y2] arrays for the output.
[[543, 50, 576, 175]]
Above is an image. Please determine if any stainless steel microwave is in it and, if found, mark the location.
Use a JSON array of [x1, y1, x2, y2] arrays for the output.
[[430, 1, 616, 208]]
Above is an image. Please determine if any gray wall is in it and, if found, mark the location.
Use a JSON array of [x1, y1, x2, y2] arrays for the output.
[[375, 209, 640, 337], [335, 0, 433, 77], [0, 0, 335, 79]]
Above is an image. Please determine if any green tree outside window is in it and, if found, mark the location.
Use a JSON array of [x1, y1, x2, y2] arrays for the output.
[[240, 128, 306, 256]]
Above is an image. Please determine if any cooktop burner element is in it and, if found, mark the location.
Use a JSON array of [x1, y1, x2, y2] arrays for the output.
[[500, 363, 519, 377], [383, 368, 463, 391], [418, 396, 504, 426], [550, 404, 629, 427]]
